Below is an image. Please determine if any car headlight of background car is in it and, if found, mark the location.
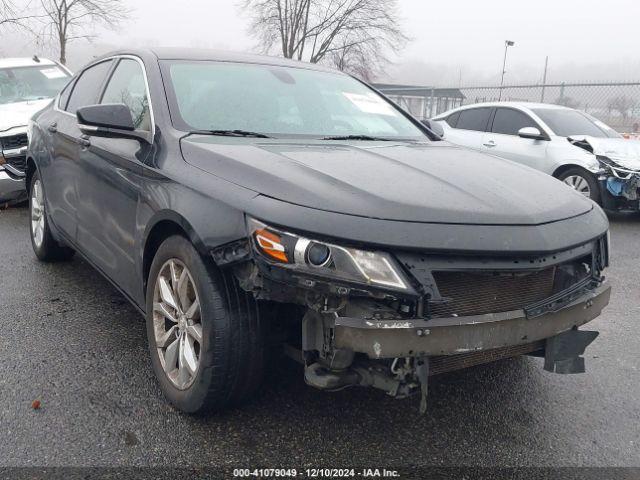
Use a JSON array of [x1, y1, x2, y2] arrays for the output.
[[246, 217, 410, 292]]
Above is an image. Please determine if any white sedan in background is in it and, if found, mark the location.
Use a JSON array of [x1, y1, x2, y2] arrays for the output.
[[431, 102, 640, 212]]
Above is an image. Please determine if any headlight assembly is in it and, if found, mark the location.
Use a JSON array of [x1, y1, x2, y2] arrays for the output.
[[246, 217, 409, 292]]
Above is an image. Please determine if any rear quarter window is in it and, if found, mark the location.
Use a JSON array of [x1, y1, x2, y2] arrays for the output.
[[445, 111, 460, 127]]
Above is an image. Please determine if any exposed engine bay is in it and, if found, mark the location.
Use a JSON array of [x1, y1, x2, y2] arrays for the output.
[[569, 136, 640, 210]]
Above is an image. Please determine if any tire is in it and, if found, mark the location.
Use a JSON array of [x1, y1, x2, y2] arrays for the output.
[[145, 235, 265, 414], [29, 170, 75, 262], [557, 167, 601, 204]]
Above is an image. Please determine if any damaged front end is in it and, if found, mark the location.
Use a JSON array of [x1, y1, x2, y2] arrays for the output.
[[570, 136, 640, 210], [212, 217, 611, 413]]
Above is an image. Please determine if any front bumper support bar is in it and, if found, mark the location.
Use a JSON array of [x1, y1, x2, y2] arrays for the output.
[[333, 283, 611, 359]]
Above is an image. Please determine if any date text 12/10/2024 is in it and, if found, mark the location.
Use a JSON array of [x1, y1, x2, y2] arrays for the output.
[[233, 468, 401, 478]]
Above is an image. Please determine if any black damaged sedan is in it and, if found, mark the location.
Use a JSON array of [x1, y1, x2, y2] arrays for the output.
[[26, 48, 611, 414]]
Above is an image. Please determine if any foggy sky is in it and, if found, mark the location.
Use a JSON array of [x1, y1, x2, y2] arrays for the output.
[[2, 0, 639, 85]]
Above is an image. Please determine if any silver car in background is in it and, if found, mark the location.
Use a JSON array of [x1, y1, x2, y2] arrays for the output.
[[432, 102, 640, 212], [0, 57, 71, 205]]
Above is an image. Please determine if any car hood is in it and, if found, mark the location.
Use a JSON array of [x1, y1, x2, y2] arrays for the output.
[[569, 136, 640, 171], [0, 99, 52, 132], [181, 137, 593, 225]]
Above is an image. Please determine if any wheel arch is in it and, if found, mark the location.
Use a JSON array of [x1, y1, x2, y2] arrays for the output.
[[551, 163, 602, 204], [141, 211, 209, 293], [552, 163, 595, 179], [25, 156, 37, 190]]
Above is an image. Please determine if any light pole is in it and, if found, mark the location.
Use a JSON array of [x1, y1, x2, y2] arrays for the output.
[[499, 40, 515, 101]]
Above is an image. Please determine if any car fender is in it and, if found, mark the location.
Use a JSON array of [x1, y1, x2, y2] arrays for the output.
[[137, 180, 250, 298], [546, 139, 601, 175], [141, 209, 205, 257]]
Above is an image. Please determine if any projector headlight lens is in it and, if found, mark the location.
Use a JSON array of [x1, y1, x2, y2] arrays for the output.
[[306, 242, 331, 267]]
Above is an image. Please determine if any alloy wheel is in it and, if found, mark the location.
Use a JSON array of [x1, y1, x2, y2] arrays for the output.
[[563, 175, 591, 198], [31, 179, 45, 248], [153, 259, 202, 390]]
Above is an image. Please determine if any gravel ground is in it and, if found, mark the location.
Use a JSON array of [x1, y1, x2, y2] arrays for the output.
[[0, 206, 639, 468]]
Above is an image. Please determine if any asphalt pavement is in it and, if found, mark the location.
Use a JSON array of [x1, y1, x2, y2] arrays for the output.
[[0, 206, 639, 468]]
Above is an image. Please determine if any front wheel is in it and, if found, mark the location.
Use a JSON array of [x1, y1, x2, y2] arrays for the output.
[[29, 171, 75, 262], [146, 235, 265, 414], [557, 167, 600, 204]]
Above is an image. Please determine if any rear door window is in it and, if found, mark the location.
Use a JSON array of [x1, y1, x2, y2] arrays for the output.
[[66, 60, 113, 114], [456, 108, 492, 132], [491, 108, 539, 136]]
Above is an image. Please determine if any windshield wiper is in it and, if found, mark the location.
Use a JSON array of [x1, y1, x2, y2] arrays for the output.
[[192, 129, 271, 138], [320, 134, 393, 141]]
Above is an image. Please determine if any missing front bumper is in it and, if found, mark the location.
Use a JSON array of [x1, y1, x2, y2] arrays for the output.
[[332, 283, 610, 359], [300, 283, 610, 413]]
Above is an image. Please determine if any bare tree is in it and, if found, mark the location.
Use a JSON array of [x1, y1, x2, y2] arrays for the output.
[[1, 0, 38, 29], [242, 0, 408, 80], [607, 95, 636, 120], [39, 0, 130, 64]]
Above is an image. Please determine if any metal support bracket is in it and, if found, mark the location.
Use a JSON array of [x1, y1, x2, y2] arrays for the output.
[[415, 357, 430, 414]]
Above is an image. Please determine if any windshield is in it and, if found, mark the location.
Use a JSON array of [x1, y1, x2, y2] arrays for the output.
[[0, 65, 70, 105], [162, 61, 425, 140], [531, 108, 621, 138]]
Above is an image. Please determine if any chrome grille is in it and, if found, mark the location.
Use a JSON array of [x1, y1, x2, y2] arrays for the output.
[[0, 133, 28, 150], [6, 156, 27, 172]]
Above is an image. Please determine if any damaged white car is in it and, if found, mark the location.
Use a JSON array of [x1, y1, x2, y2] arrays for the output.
[[432, 102, 640, 211], [0, 56, 71, 205]]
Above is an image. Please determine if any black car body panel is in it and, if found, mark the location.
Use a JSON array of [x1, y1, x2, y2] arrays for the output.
[[27, 48, 611, 412], [181, 136, 594, 225], [246, 193, 607, 253]]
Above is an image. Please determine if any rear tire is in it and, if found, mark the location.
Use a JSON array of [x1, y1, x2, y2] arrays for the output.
[[145, 235, 265, 414], [29, 170, 75, 262], [557, 167, 600, 204]]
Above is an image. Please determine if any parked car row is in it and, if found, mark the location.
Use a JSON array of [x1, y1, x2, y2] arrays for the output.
[[0, 56, 71, 205], [429, 102, 640, 212], [2, 49, 612, 415]]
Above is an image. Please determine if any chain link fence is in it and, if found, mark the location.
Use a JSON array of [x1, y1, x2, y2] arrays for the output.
[[460, 82, 640, 134], [380, 82, 640, 135]]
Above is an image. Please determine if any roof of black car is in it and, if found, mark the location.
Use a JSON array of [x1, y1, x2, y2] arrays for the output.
[[98, 47, 339, 73]]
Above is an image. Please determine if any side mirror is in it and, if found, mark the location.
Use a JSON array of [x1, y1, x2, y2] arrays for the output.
[[518, 126, 547, 141], [421, 119, 445, 138], [76, 104, 149, 142]]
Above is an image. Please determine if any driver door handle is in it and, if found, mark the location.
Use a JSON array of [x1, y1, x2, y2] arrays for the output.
[[48, 122, 57, 133], [483, 140, 497, 147]]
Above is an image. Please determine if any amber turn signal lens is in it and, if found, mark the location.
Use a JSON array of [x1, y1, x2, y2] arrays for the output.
[[254, 228, 289, 263], [0, 153, 5, 166]]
